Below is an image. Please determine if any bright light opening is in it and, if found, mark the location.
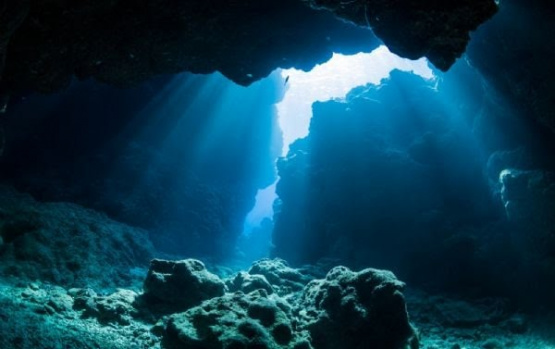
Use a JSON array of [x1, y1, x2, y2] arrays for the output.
[[242, 46, 434, 238]]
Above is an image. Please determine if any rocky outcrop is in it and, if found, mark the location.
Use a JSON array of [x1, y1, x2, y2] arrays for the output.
[[272, 70, 497, 280], [162, 260, 417, 349], [297, 266, 418, 349], [466, 0, 555, 135], [0, 0, 498, 95], [0, 72, 283, 259], [0, 185, 154, 289], [143, 259, 225, 312], [164, 290, 310, 349], [304, 0, 498, 71], [2, 256, 552, 349], [0, 0, 375, 94], [248, 259, 311, 296]]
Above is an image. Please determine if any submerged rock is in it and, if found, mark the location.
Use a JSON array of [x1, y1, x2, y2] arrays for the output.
[[297, 266, 418, 349], [227, 271, 275, 295], [304, 0, 498, 71], [164, 289, 310, 349], [248, 258, 311, 296], [0, 185, 154, 289], [143, 259, 225, 312]]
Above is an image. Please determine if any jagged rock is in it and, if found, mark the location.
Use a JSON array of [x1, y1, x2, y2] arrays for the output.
[[0, 185, 154, 289], [296, 266, 418, 349], [0, 0, 374, 94], [227, 271, 275, 295], [0, 284, 160, 348], [467, 0, 555, 136], [303, 0, 498, 71], [0, 0, 499, 95], [499, 169, 555, 264], [164, 289, 311, 349], [249, 259, 311, 296], [143, 259, 225, 311], [72, 288, 139, 325], [0, 72, 283, 259]]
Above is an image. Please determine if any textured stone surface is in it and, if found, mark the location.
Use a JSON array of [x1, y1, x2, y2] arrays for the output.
[[297, 266, 418, 349], [249, 259, 311, 296], [0, 185, 154, 289], [0, 0, 498, 95], [467, 0, 555, 136], [0, 73, 283, 259], [304, 0, 498, 71], [227, 271, 275, 295], [0, 0, 374, 94], [143, 259, 225, 311], [164, 290, 310, 349]]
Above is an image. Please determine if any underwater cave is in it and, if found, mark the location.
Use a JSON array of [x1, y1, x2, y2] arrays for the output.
[[1, 0, 555, 348]]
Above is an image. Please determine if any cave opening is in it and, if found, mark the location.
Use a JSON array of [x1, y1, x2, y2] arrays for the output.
[[239, 46, 434, 262]]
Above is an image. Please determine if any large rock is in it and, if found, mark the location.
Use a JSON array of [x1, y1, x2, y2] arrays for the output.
[[164, 290, 311, 349], [0, 185, 154, 289], [0, 0, 374, 94], [0, 0, 498, 95], [296, 266, 418, 349], [248, 259, 311, 296], [467, 0, 555, 136], [143, 259, 225, 311], [304, 0, 498, 71], [0, 72, 283, 259], [272, 70, 495, 278], [499, 169, 555, 260]]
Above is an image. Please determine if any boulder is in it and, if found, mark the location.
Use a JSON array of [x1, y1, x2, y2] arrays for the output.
[[249, 259, 311, 296], [143, 259, 225, 311], [164, 289, 311, 349], [296, 266, 418, 349]]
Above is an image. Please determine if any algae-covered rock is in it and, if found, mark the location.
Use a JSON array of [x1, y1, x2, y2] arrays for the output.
[[164, 289, 311, 349], [227, 271, 275, 295], [72, 288, 139, 325], [143, 259, 225, 311], [297, 266, 418, 349], [0, 185, 154, 289], [248, 259, 310, 296]]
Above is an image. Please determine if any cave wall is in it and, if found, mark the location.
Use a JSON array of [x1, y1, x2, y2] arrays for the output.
[[467, 0, 555, 136], [0, 0, 498, 95], [272, 64, 555, 308], [0, 72, 284, 259], [0, 0, 376, 94]]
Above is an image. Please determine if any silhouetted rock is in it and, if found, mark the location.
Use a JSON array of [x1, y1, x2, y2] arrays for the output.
[[0, 0, 374, 94], [305, 0, 498, 71], [0, 73, 283, 259], [467, 0, 555, 135], [0, 0, 498, 95]]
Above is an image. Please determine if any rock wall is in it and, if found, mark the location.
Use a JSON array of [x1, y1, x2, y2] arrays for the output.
[[0, 185, 154, 290], [0, 72, 284, 259], [467, 0, 555, 136], [0, 0, 498, 95], [272, 66, 555, 306], [0, 0, 376, 94]]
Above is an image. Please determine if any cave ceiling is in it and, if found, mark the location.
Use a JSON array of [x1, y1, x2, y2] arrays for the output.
[[0, 0, 498, 95]]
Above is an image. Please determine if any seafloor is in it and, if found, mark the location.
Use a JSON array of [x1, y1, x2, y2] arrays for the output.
[[1, 185, 554, 349]]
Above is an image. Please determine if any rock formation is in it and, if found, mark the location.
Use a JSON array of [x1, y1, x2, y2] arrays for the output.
[[0, 185, 154, 289], [0, 0, 497, 95]]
